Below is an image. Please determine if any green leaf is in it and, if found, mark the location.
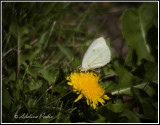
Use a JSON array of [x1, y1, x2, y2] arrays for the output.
[[39, 69, 57, 85], [9, 20, 29, 45], [102, 81, 118, 94], [139, 3, 158, 31], [144, 84, 157, 97], [28, 80, 43, 91], [27, 67, 37, 79], [131, 88, 157, 119], [9, 71, 16, 81], [96, 106, 120, 123], [56, 42, 74, 61], [20, 51, 37, 64], [18, 26, 29, 49], [54, 80, 68, 96], [27, 97, 37, 108], [24, 44, 32, 49], [103, 64, 116, 76], [144, 62, 158, 82], [90, 114, 106, 123], [120, 3, 157, 65], [15, 80, 23, 91], [141, 98, 156, 118], [71, 57, 81, 69], [34, 33, 47, 48], [125, 48, 137, 68], [9, 20, 18, 39], [120, 110, 140, 123], [2, 87, 11, 109], [13, 90, 21, 101], [114, 60, 133, 89], [106, 102, 128, 113], [20, 33, 46, 64]]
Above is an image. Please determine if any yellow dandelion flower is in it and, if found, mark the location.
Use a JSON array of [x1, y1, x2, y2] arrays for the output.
[[66, 71, 110, 109]]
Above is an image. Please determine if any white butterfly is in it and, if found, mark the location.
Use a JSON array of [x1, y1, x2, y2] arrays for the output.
[[79, 37, 111, 72]]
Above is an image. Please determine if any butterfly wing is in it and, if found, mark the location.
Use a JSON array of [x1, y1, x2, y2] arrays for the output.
[[81, 37, 111, 71]]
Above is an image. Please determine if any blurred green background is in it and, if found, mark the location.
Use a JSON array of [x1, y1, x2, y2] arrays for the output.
[[2, 2, 158, 123]]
